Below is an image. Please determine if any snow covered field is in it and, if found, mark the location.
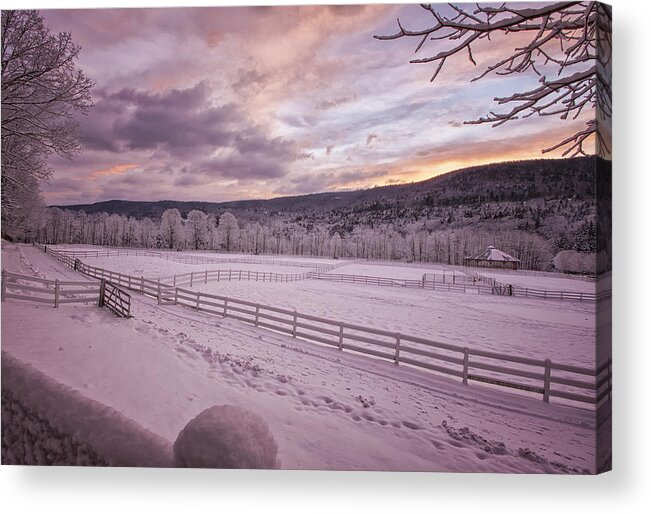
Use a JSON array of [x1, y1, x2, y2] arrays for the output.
[[89, 255, 315, 277], [328, 263, 463, 280], [1, 243, 606, 472]]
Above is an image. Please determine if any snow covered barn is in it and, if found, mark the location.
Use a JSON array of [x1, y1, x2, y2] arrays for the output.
[[463, 246, 520, 270]]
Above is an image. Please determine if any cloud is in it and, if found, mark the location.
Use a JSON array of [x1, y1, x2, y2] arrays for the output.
[[110, 82, 237, 156], [279, 168, 390, 195], [366, 134, 379, 145], [88, 163, 139, 179], [316, 95, 357, 111]]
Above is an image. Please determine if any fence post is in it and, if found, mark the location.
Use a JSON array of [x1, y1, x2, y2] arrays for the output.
[[338, 323, 344, 350], [190, 272, 193, 288], [174, 288, 178, 305], [255, 305, 260, 326], [54, 279, 60, 308], [543, 359, 552, 402], [292, 310, 297, 337], [1, 270, 6, 302], [173, 275, 177, 286], [196, 291, 200, 310], [462, 348, 469, 384], [223, 299, 228, 318], [96, 279, 106, 307], [205, 270, 208, 284], [157, 284, 162, 305], [141, 276, 145, 294], [394, 334, 401, 365]]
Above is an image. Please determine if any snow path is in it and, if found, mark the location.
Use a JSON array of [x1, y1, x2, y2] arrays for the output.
[[2, 243, 601, 472]]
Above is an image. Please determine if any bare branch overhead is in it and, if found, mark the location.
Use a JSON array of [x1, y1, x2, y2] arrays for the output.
[[375, 2, 612, 158]]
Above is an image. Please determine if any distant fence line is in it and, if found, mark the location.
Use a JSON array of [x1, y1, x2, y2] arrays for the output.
[[33, 243, 611, 409], [311, 272, 607, 302], [45, 246, 346, 270], [40, 244, 608, 302]]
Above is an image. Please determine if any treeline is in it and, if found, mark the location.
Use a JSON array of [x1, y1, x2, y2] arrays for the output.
[[17, 206, 598, 271]]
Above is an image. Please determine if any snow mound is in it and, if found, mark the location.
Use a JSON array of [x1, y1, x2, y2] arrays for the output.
[[173, 405, 279, 469]]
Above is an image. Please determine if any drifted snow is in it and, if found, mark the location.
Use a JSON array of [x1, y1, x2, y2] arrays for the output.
[[1, 243, 602, 472]]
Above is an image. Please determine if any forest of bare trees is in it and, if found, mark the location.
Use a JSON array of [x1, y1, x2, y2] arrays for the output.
[[25, 206, 596, 273]]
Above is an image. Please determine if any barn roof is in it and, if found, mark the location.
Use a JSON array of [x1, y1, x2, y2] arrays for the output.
[[466, 246, 520, 262]]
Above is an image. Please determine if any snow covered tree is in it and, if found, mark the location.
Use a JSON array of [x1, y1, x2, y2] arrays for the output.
[[217, 212, 239, 252], [186, 209, 208, 250], [1, 10, 93, 235], [206, 214, 217, 250], [160, 208, 184, 249], [376, 3, 611, 157], [140, 217, 156, 248]]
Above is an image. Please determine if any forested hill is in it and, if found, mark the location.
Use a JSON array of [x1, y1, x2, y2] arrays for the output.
[[53, 157, 598, 223]]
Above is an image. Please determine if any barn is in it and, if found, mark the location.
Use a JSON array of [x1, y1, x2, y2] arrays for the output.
[[463, 245, 520, 271]]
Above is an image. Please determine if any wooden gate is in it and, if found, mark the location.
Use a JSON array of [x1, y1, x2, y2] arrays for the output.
[[491, 283, 513, 296], [99, 280, 131, 318]]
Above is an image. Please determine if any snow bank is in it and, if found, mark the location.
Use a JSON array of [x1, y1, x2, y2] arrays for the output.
[[173, 405, 279, 469], [1, 387, 109, 466], [1, 351, 173, 467]]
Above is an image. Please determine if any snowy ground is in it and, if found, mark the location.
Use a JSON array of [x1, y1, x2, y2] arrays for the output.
[[89, 255, 316, 277], [328, 263, 463, 280], [1, 243, 604, 472]]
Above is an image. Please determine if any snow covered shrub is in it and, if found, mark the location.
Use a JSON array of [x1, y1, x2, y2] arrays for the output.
[[173, 405, 279, 469], [553, 250, 596, 274]]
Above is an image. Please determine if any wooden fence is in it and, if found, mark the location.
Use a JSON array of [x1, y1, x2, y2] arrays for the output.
[[164, 285, 611, 408], [33, 245, 611, 409], [311, 272, 605, 302], [42, 245, 345, 271], [1, 270, 100, 308], [36, 244, 609, 302]]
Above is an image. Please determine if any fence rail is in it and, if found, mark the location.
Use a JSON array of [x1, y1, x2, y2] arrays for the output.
[[1, 270, 100, 308]]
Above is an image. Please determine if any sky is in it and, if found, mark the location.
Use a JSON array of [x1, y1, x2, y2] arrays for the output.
[[39, 3, 595, 206]]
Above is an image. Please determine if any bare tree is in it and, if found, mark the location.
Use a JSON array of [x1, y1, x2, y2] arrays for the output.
[[375, 2, 611, 157], [1, 10, 93, 233]]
